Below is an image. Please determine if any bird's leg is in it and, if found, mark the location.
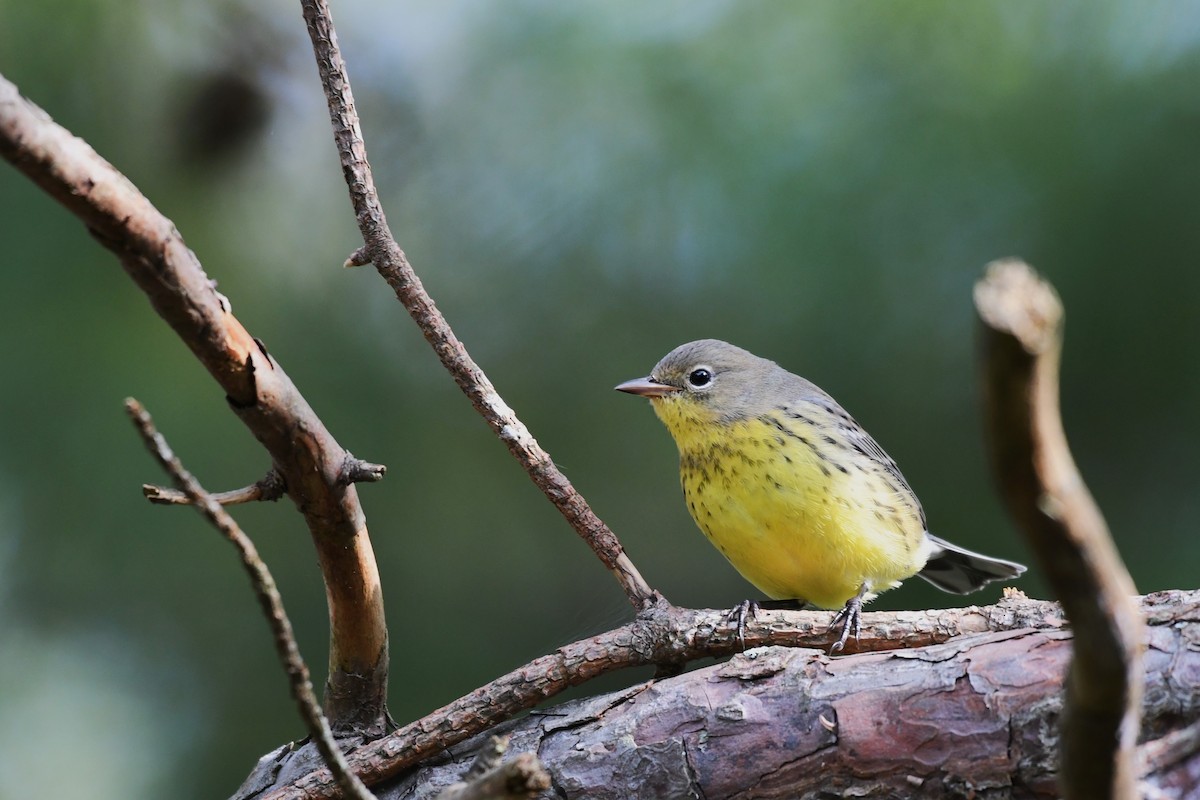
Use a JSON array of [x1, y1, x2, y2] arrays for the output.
[[727, 598, 806, 650], [828, 583, 870, 654], [727, 600, 758, 651]]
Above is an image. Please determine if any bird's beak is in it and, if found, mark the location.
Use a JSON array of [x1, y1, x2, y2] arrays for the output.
[[614, 376, 681, 398]]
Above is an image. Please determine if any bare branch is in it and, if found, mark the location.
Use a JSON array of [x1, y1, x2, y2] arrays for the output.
[[0, 72, 389, 731], [258, 593, 1080, 799], [124, 399, 375, 800], [143, 468, 286, 506], [976, 259, 1144, 800], [297, 0, 655, 610]]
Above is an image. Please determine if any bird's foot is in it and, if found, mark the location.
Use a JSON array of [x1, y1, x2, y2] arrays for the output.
[[828, 594, 864, 654], [727, 599, 806, 650], [726, 599, 760, 651]]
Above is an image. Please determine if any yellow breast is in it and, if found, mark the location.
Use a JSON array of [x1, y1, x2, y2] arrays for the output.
[[653, 397, 930, 609]]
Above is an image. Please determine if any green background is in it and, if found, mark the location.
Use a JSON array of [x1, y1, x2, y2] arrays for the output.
[[2, 2, 1197, 797]]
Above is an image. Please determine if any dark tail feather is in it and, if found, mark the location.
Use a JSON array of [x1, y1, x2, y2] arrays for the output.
[[918, 534, 1026, 595]]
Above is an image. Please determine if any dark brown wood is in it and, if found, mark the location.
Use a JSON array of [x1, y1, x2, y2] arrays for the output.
[[0, 73, 389, 733], [976, 259, 1144, 800]]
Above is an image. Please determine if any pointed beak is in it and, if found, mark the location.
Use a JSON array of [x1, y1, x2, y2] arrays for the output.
[[614, 376, 681, 398]]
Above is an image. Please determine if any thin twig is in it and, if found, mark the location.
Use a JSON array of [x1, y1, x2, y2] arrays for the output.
[[0, 72, 389, 731], [261, 593, 1081, 800], [143, 468, 286, 506], [976, 259, 1144, 800], [124, 398, 375, 800], [297, 0, 655, 610]]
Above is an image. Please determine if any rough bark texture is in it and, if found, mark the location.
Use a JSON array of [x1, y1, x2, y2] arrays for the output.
[[379, 591, 1198, 800], [238, 591, 1199, 800]]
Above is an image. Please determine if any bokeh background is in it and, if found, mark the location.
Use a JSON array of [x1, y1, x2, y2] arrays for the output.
[[2, 1, 1198, 797]]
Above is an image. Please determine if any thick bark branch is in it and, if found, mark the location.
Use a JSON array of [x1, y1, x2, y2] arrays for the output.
[[976, 260, 1144, 799], [247, 593, 1060, 799], [242, 591, 1199, 800], [0, 73, 389, 732], [297, 0, 655, 610]]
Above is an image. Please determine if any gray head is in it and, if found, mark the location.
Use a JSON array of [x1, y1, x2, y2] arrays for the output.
[[615, 339, 801, 422]]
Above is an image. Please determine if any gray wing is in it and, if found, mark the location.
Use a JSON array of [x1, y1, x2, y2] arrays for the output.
[[806, 391, 927, 530]]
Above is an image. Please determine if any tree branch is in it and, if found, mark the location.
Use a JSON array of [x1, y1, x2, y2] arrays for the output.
[[0, 72, 389, 732], [976, 259, 1144, 800], [125, 399, 375, 800], [250, 590, 1199, 800], [143, 468, 286, 506], [297, 0, 655, 610], [405, 591, 1198, 800], [251, 592, 1087, 799]]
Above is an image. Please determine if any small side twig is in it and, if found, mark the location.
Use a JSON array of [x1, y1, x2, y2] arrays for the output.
[[143, 468, 286, 506], [298, 0, 655, 610], [124, 398, 375, 800], [975, 259, 1144, 800], [338, 455, 387, 486], [436, 753, 550, 800]]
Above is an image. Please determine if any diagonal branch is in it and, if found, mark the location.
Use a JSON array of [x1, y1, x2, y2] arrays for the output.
[[297, 0, 655, 610], [0, 72, 389, 733], [975, 259, 1144, 800], [125, 399, 376, 800]]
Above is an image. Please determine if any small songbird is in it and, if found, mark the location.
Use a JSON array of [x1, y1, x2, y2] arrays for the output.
[[616, 339, 1025, 651]]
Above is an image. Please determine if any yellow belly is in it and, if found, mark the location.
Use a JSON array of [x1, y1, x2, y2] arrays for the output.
[[662, 409, 930, 609]]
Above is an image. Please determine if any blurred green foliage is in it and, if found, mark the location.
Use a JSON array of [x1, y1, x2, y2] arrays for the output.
[[2, 1, 1198, 797]]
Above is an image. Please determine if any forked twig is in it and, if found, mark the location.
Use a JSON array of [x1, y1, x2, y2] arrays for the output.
[[125, 399, 375, 800], [0, 71, 389, 732]]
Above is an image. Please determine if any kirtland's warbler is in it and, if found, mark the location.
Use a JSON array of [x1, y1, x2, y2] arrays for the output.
[[616, 339, 1025, 650]]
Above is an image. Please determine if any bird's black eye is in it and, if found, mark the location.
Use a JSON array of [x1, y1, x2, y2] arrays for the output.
[[687, 368, 713, 388]]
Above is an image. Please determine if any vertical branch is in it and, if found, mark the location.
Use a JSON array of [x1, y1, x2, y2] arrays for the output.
[[975, 259, 1143, 799], [298, 0, 656, 610]]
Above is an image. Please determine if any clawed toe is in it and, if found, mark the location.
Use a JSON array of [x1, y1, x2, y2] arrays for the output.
[[726, 599, 760, 650], [828, 596, 863, 654]]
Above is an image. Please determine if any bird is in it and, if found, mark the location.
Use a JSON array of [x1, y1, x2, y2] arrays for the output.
[[615, 338, 1025, 651]]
